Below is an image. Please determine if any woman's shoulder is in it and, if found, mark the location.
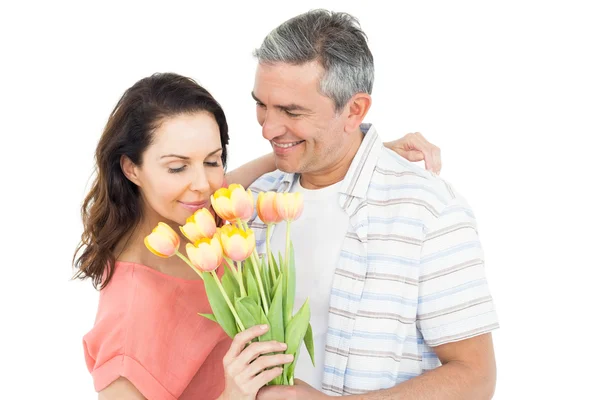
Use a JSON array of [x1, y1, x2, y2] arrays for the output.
[[83, 261, 228, 397]]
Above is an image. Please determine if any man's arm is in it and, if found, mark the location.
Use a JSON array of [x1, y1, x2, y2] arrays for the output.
[[345, 333, 496, 400], [258, 334, 495, 400]]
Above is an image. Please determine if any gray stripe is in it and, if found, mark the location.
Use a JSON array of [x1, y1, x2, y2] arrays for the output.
[[428, 324, 499, 346], [346, 231, 422, 246], [443, 180, 456, 199], [424, 222, 478, 242], [420, 258, 484, 282], [335, 268, 419, 286], [374, 166, 427, 179], [326, 345, 423, 362], [350, 197, 440, 219], [330, 307, 415, 324], [417, 296, 493, 321]]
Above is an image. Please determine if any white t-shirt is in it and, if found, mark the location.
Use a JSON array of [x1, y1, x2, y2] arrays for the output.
[[269, 178, 349, 390]]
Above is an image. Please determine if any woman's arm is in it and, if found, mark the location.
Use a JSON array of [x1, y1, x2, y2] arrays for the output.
[[98, 377, 146, 400], [226, 132, 442, 188], [225, 153, 276, 189]]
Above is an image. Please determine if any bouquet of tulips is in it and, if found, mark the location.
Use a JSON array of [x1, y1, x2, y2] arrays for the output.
[[144, 184, 314, 385]]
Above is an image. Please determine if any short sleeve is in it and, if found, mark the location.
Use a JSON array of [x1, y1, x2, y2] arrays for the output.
[[416, 195, 499, 347], [83, 263, 227, 400]]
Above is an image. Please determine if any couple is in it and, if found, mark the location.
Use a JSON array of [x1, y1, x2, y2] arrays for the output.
[[77, 9, 498, 400]]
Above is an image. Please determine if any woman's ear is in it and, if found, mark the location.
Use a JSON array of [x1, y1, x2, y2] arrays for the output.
[[121, 155, 142, 186]]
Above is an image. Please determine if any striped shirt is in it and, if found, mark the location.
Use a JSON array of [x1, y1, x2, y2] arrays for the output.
[[248, 124, 499, 395]]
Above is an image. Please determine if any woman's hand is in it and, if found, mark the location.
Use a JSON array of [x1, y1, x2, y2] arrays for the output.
[[218, 324, 294, 400], [384, 132, 442, 174]]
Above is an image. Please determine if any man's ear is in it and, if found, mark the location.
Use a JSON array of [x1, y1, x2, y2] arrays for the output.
[[121, 155, 142, 186], [344, 93, 372, 133]]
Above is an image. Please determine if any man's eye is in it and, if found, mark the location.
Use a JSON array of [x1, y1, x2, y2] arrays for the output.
[[285, 110, 300, 117], [205, 162, 220, 167]]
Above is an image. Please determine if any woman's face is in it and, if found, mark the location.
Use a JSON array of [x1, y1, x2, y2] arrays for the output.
[[123, 111, 225, 226]]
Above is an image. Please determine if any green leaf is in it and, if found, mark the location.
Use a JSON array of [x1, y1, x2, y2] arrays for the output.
[[221, 264, 239, 302], [203, 272, 238, 339], [243, 259, 260, 306], [284, 243, 296, 324], [284, 297, 310, 357], [234, 296, 257, 332], [269, 251, 280, 280], [266, 275, 284, 344], [258, 307, 273, 342], [260, 256, 271, 308], [239, 296, 262, 325], [197, 313, 217, 323], [304, 322, 315, 367]]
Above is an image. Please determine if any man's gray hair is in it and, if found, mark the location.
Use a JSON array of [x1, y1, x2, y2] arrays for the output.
[[253, 9, 374, 112]]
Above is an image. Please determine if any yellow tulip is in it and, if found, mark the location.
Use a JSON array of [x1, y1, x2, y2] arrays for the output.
[[211, 184, 254, 223], [274, 192, 304, 222], [257, 191, 283, 224], [144, 222, 180, 258], [218, 225, 256, 262], [180, 208, 217, 243], [185, 236, 223, 272]]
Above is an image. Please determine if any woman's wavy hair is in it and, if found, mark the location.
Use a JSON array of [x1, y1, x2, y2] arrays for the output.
[[73, 72, 229, 290]]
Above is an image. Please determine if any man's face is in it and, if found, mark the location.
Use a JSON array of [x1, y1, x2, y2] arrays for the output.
[[252, 61, 347, 174]]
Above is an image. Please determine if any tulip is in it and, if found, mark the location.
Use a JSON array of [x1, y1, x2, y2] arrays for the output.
[[144, 222, 180, 258], [180, 208, 217, 243], [257, 191, 283, 224], [211, 184, 254, 223], [274, 192, 303, 222], [185, 236, 223, 272], [218, 225, 256, 262]]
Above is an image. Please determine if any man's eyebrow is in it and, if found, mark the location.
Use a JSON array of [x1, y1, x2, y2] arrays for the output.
[[251, 92, 312, 113]]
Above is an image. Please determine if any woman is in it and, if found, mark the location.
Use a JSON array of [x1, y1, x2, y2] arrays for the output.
[[75, 72, 441, 400]]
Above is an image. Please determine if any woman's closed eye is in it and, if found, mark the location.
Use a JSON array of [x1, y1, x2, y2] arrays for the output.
[[168, 165, 187, 173]]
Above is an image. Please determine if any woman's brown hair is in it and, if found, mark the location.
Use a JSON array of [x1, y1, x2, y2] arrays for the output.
[[73, 72, 229, 289]]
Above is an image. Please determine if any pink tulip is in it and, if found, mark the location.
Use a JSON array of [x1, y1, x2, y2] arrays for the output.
[[218, 225, 256, 262], [180, 208, 217, 243], [274, 192, 304, 222], [144, 222, 180, 258], [186, 236, 223, 272], [211, 184, 254, 223], [257, 191, 283, 224]]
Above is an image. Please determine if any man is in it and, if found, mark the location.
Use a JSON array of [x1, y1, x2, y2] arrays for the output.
[[248, 9, 498, 399]]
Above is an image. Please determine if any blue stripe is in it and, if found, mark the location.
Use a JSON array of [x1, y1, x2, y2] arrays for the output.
[[440, 205, 475, 218], [324, 366, 419, 381], [368, 182, 448, 204], [368, 216, 425, 228], [330, 288, 418, 306], [421, 241, 481, 264], [327, 328, 425, 344], [418, 278, 488, 303], [340, 251, 419, 267]]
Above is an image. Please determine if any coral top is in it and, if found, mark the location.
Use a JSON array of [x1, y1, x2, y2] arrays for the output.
[[83, 261, 231, 400]]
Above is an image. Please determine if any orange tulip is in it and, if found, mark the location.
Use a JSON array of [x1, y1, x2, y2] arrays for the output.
[[180, 208, 217, 243], [218, 225, 256, 261], [186, 236, 223, 272], [211, 184, 254, 223], [274, 192, 304, 221], [144, 222, 180, 258], [257, 191, 283, 224]]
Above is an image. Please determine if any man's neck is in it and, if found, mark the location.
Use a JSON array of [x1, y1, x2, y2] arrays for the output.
[[300, 129, 363, 190]]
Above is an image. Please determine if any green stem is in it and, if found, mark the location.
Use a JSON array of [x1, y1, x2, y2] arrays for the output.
[[235, 261, 247, 297], [285, 220, 291, 269], [176, 251, 204, 281], [224, 256, 246, 297], [266, 224, 277, 282], [211, 270, 245, 331], [240, 219, 270, 315]]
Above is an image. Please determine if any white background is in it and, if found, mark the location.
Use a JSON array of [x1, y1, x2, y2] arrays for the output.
[[1, 0, 599, 398]]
